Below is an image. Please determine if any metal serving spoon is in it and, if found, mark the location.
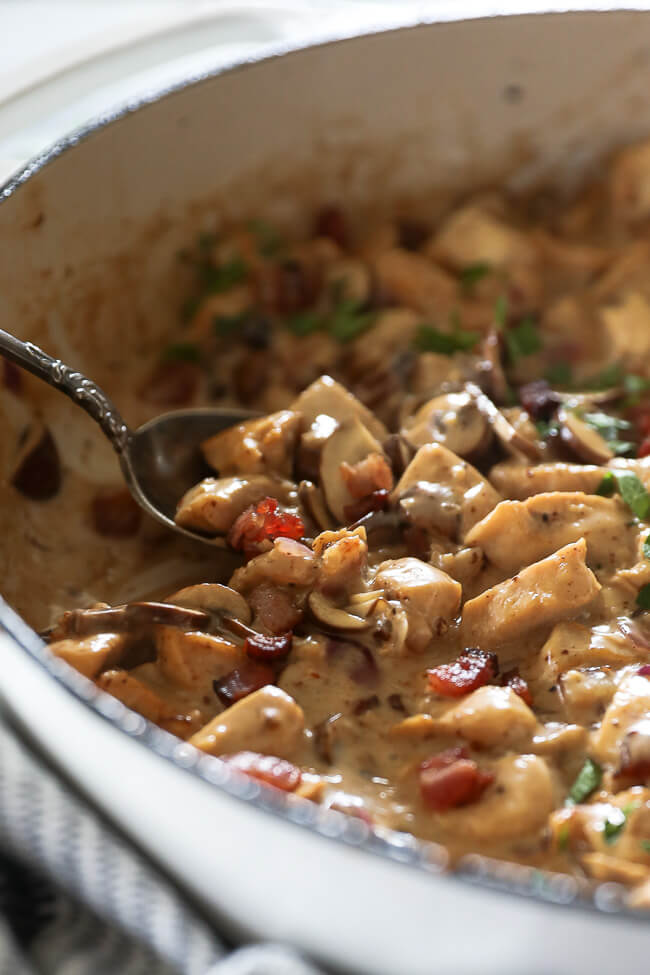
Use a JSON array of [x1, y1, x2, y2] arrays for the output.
[[0, 328, 255, 544]]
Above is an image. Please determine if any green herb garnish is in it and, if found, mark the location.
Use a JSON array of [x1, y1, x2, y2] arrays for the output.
[[644, 535, 650, 561], [613, 471, 650, 520], [247, 219, 283, 257], [506, 316, 542, 362], [414, 318, 479, 356], [581, 411, 634, 457], [162, 342, 201, 364], [202, 256, 248, 294], [580, 362, 625, 391], [287, 310, 323, 337], [180, 294, 200, 323], [460, 261, 491, 293], [603, 808, 627, 844], [641, 839, 650, 854], [595, 471, 616, 497], [494, 294, 508, 331], [327, 299, 375, 344], [535, 418, 560, 440], [557, 824, 570, 851], [566, 758, 602, 806], [623, 373, 650, 406], [637, 583, 650, 610], [545, 362, 573, 387], [213, 311, 249, 337]]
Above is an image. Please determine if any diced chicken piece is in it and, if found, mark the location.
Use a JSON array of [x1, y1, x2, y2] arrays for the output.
[[394, 443, 501, 539], [591, 673, 650, 766], [461, 539, 601, 649], [312, 526, 368, 597], [601, 292, 650, 366], [96, 669, 203, 738], [291, 375, 387, 440], [488, 461, 605, 500], [189, 685, 305, 760], [229, 537, 317, 593], [49, 632, 126, 679], [559, 669, 619, 726], [435, 685, 537, 748], [551, 789, 650, 864], [319, 418, 385, 521], [175, 475, 294, 534], [374, 557, 461, 652], [372, 248, 457, 317], [539, 621, 642, 678], [445, 754, 554, 842], [431, 205, 537, 270], [201, 410, 302, 478], [466, 492, 639, 574], [530, 722, 588, 756], [155, 626, 242, 691], [581, 853, 650, 887], [609, 138, 650, 223]]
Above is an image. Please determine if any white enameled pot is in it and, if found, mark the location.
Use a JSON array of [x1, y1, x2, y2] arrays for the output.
[[1, 11, 650, 974]]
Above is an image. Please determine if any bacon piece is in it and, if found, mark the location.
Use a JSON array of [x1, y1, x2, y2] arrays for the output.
[[227, 497, 305, 558], [419, 747, 494, 811], [91, 487, 141, 537], [314, 205, 347, 247], [519, 380, 561, 420], [502, 668, 533, 706], [248, 583, 303, 634], [222, 751, 301, 792], [244, 630, 293, 661], [639, 437, 650, 459], [11, 428, 61, 500], [139, 361, 200, 406], [427, 648, 499, 698], [340, 452, 394, 500], [343, 489, 390, 522], [213, 661, 275, 706], [638, 665, 650, 677]]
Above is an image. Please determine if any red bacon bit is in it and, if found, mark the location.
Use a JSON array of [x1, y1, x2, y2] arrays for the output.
[[213, 661, 275, 706], [502, 668, 533, 706], [638, 665, 650, 677], [638, 437, 650, 459], [427, 648, 499, 698], [139, 361, 200, 406], [2, 359, 23, 395], [91, 487, 141, 537], [222, 751, 301, 792], [340, 452, 394, 500], [343, 489, 390, 522], [227, 497, 305, 558], [244, 630, 293, 661], [11, 428, 61, 501], [314, 205, 347, 247], [419, 748, 494, 811]]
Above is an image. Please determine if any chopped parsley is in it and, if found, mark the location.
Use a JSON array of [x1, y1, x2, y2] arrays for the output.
[[327, 299, 375, 344], [581, 411, 634, 456], [414, 316, 479, 356], [162, 342, 201, 364], [580, 362, 625, 391], [505, 316, 542, 362], [213, 311, 249, 337], [623, 373, 650, 406], [287, 310, 322, 336], [644, 534, 650, 561], [459, 261, 491, 293], [603, 802, 639, 844], [544, 362, 573, 387], [595, 471, 616, 497], [247, 219, 284, 257], [494, 294, 508, 331], [641, 839, 650, 854], [535, 418, 560, 440], [637, 583, 650, 610], [201, 256, 248, 294], [566, 758, 602, 806], [613, 471, 650, 520], [180, 294, 200, 323]]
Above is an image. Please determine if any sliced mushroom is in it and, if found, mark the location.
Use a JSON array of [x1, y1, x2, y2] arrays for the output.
[[51, 601, 210, 638], [466, 382, 543, 461], [402, 390, 492, 457], [10, 423, 61, 500], [319, 417, 385, 522], [298, 479, 335, 531], [382, 433, 415, 478], [296, 413, 340, 481], [307, 590, 369, 632], [347, 589, 384, 618], [166, 583, 252, 627], [474, 329, 509, 404], [558, 408, 614, 464]]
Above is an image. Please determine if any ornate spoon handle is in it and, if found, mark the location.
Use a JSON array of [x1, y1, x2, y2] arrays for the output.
[[0, 328, 130, 453]]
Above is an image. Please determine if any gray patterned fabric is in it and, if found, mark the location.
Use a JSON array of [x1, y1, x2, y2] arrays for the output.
[[0, 720, 323, 975]]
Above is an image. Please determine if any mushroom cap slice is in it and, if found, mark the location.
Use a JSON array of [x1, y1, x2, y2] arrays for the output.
[[307, 590, 369, 632], [558, 408, 614, 464], [402, 390, 492, 457], [51, 601, 210, 638], [320, 417, 385, 522], [466, 382, 543, 461], [166, 583, 252, 626]]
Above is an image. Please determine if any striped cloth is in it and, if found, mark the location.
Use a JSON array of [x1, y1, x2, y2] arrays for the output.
[[0, 720, 322, 975]]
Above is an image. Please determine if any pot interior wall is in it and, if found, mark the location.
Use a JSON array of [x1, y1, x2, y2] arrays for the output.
[[2, 10, 650, 626]]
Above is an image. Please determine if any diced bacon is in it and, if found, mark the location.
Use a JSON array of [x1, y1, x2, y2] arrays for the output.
[[502, 668, 533, 707], [91, 488, 141, 537], [340, 452, 394, 500], [638, 665, 650, 677], [227, 497, 305, 558], [213, 661, 275, 706], [638, 437, 650, 458], [314, 205, 347, 247], [222, 751, 301, 792], [419, 748, 494, 811], [427, 648, 499, 698], [244, 630, 293, 661]]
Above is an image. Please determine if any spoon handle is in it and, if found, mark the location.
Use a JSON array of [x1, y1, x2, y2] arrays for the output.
[[0, 328, 130, 453]]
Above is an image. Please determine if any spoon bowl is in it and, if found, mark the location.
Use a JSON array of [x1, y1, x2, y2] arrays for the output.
[[0, 327, 255, 544]]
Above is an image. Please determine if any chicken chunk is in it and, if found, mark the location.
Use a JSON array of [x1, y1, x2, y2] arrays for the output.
[[431, 205, 537, 271], [488, 461, 605, 500], [155, 626, 242, 691], [434, 685, 537, 748], [189, 685, 305, 760], [374, 557, 462, 652], [538, 621, 643, 679], [96, 669, 203, 738], [201, 410, 302, 477], [601, 292, 650, 368], [291, 375, 387, 440], [229, 537, 317, 593], [372, 248, 457, 317], [312, 526, 368, 597], [461, 539, 601, 650], [393, 443, 501, 539], [49, 632, 126, 679], [591, 673, 650, 766], [609, 138, 650, 223], [175, 475, 294, 534], [465, 492, 639, 574]]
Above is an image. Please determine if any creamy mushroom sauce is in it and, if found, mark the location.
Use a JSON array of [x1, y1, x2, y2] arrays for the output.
[[42, 141, 650, 908]]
